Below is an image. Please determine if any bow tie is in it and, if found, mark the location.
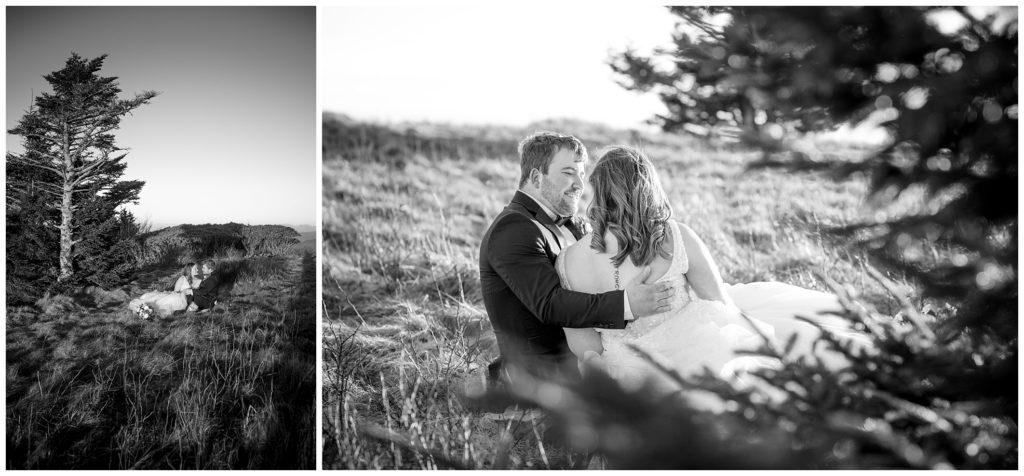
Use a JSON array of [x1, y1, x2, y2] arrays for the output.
[[554, 215, 572, 227]]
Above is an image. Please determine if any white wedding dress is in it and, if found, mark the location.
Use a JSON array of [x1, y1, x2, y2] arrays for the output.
[[128, 276, 199, 317], [556, 221, 871, 403]]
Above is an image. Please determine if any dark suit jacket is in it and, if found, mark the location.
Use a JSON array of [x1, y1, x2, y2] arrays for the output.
[[479, 191, 626, 382], [192, 270, 222, 309]]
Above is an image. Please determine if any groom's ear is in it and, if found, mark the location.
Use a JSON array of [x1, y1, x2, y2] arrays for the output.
[[528, 168, 542, 188]]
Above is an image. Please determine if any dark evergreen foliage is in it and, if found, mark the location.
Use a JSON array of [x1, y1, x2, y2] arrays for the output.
[[6, 190, 60, 304]]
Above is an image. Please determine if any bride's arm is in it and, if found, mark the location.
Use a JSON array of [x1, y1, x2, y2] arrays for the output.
[[564, 328, 603, 359], [678, 222, 735, 307]]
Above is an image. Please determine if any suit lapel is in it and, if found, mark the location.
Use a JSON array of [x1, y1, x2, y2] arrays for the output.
[[512, 191, 566, 251], [534, 209, 567, 251]]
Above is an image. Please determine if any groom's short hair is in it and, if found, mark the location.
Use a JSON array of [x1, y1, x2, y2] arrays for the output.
[[201, 259, 216, 270], [517, 132, 588, 188]]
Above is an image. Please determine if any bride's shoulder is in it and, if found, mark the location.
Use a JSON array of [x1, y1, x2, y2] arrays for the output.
[[670, 220, 709, 251], [560, 233, 599, 272], [563, 232, 595, 259], [668, 219, 695, 236], [559, 233, 599, 290]]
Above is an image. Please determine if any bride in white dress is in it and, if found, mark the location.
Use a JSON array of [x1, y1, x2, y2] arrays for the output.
[[128, 262, 203, 317], [556, 146, 871, 401]]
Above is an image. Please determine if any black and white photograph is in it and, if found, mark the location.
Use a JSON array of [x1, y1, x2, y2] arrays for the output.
[[322, 5, 1017, 470], [6, 6, 316, 469]]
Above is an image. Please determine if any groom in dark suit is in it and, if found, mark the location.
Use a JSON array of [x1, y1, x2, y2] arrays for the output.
[[187, 259, 222, 312], [479, 132, 674, 387]]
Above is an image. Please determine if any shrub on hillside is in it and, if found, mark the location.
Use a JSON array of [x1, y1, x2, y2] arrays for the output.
[[136, 223, 299, 267], [242, 225, 300, 257], [323, 114, 520, 164]]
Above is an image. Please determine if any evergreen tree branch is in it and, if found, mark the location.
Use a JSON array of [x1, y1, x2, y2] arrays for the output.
[[8, 155, 66, 178]]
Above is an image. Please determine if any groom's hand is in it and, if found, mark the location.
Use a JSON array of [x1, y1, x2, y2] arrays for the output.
[[626, 266, 676, 318]]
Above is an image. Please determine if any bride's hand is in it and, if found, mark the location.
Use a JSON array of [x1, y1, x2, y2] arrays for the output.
[[626, 266, 676, 318], [579, 350, 607, 377]]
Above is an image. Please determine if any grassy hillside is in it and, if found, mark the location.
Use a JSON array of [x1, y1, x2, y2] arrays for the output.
[[322, 116, 908, 469], [6, 225, 315, 470]]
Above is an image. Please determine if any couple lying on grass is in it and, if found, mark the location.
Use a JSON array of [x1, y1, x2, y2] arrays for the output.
[[128, 259, 223, 318]]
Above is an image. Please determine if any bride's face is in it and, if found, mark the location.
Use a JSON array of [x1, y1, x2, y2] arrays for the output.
[[538, 148, 585, 216], [190, 265, 201, 278]]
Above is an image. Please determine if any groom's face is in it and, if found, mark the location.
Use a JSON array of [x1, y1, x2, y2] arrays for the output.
[[539, 148, 585, 216]]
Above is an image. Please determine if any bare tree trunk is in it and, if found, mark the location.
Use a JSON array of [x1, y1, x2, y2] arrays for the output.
[[58, 184, 74, 282]]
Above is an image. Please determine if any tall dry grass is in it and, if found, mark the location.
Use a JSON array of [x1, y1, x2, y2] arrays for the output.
[[6, 250, 315, 470]]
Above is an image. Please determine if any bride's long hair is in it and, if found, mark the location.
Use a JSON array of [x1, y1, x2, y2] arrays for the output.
[[182, 262, 198, 286], [587, 146, 673, 268]]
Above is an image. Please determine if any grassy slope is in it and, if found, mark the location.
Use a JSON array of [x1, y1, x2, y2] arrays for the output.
[[6, 251, 315, 470], [322, 121, 904, 469]]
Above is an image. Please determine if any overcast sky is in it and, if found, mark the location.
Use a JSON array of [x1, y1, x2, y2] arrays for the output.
[[323, 4, 677, 129], [6, 6, 315, 228]]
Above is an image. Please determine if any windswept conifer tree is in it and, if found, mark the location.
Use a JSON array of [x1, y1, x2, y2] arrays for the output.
[[7, 53, 157, 293]]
